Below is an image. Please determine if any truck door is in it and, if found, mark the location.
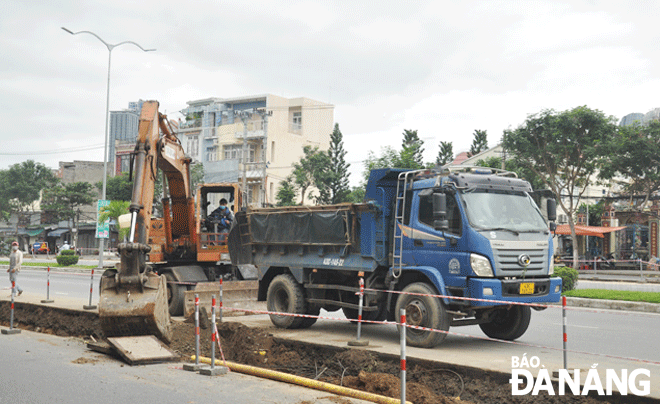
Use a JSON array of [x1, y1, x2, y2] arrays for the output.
[[411, 192, 470, 285]]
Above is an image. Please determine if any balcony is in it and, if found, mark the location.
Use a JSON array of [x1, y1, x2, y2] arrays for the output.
[[235, 120, 266, 139]]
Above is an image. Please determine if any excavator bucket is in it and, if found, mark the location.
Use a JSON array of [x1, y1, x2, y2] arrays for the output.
[[99, 269, 173, 344]]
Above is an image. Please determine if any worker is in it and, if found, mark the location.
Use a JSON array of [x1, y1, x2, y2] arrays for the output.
[[7, 241, 23, 296], [207, 198, 234, 232]]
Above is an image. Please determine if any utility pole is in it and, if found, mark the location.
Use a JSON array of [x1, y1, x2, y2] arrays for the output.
[[261, 111, 270, 207]]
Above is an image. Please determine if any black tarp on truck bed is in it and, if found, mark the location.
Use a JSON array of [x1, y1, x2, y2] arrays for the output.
[[249, 210, 348, 245]]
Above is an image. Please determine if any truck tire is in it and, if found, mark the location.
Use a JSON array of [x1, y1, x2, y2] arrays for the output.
[[479, 306, 531, 340], [395, 282, 450, 348], [165, 272, 185, 316], [296, 307, 320, 329], [267, 273, 306, 329]]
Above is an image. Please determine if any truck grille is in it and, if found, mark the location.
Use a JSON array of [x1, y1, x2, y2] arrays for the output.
[[491, 242, 548, 276]]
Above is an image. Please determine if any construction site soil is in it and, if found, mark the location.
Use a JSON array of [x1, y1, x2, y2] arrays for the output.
[[1, 301, 656, 404]]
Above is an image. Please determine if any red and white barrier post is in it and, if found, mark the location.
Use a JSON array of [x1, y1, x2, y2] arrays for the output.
[[41, 266, 54, 304], [348, 277, 369, 346], [2, 281, 21, 335], [200, 294, 227, 376], [183, 294, 204, 371], [83, 268, 96, 310], [400, 308, 406, 404]]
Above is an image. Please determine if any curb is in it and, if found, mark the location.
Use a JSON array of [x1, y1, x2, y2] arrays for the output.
[[564, 296, 660, 314]]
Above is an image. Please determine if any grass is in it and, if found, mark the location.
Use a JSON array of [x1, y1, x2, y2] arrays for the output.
[[564, 289, 660, 304], [0, 260, 97, 269]]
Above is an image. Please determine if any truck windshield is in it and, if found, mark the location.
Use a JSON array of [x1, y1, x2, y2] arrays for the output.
[[461, 190, 548, 233]]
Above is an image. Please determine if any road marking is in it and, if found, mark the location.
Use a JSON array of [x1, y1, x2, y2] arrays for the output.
[[55, 292, 69, 296]]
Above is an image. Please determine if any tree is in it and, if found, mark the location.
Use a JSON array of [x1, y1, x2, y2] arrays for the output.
[[292, 146, 331, 205], [436, 141, 454, 166], [468, 130, 489, 157], [600, 120, 660, 210], [327, 124, 351, 204], [502, 106, 618, 268], [42, 182, 96, 245], [401, 129, 425, 169], [275, 175, 297, 206], [362, 146, 401, 184], [0, 160, 57, 234], [99, 173, 133, 201], [98, 200, 131, 241]]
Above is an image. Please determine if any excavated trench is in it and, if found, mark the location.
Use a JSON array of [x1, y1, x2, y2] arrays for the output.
[[1, 301, 656, 404]]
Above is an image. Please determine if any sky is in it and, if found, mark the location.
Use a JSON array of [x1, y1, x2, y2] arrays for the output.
[[2, 0, 660, 187]]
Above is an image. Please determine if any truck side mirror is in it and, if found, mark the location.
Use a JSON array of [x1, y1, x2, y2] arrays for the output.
[[546, 198, 557, 222], [433, 193, 449, 231]]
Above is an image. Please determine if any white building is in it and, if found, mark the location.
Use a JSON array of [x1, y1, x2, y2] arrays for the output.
[[178, 94, 334, 207]]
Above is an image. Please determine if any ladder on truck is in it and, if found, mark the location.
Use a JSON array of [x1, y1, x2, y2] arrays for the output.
[[391, 169, 432, 278]]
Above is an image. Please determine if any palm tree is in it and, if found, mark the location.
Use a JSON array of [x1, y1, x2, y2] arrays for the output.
[[98, 201, 130, 241]]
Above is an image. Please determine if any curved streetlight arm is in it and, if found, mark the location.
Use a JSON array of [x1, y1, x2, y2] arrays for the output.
[[61, 27, 156, 52]]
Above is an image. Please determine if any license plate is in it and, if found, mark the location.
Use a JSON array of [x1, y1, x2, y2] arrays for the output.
[[520, 283, 534, 294]]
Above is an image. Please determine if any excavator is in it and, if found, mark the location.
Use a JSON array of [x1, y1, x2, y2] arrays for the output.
[[98, 100, 255, 343]]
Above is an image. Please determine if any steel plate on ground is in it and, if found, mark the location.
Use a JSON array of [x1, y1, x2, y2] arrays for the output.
[[107, 335, 178, 365]]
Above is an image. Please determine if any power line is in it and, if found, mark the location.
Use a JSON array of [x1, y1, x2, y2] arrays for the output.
[[0, 144, 105, 156]]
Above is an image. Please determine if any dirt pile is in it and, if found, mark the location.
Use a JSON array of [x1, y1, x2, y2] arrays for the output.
[[2, 302, 654, 404]]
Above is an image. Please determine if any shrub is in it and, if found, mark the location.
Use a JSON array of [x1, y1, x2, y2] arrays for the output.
[[554, 266, 578, 292], [56, 249, 79, 266]]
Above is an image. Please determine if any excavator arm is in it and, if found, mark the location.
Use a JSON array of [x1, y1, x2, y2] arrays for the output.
[[99, 100, 192, 343]]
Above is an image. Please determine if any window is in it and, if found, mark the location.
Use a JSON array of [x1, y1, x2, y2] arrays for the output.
[[206, 146, 218, 162], [186, 135, 199, 157], [418, 193, 462, 236], [271, 141, 275, 163], [290, 111, 302, 134], [224, 144, 257, 163]]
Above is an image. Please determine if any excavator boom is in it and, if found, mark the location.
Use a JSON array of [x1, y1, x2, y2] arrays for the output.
[[99, 101, 175, 343]]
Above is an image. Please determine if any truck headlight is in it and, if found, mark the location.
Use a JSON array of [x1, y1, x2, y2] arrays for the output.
[[470, 254, 494, 277]]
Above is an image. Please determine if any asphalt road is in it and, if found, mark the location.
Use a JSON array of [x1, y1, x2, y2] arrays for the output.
[[0, 329, 370, 404], [4, 269, 98, 302]]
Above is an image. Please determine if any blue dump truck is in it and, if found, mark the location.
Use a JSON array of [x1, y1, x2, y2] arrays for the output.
[[228, 167, 562, 348]]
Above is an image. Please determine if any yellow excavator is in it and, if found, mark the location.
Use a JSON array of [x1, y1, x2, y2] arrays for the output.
[[98, 100, 254, 343]]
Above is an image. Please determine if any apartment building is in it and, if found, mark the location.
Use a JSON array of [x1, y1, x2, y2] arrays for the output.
[[178, 94, 334, 207]]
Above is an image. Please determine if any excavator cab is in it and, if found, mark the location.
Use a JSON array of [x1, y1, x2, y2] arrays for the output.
[[198, 183, 242, 253]]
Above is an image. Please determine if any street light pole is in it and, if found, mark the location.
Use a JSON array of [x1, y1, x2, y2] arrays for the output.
[[62, 27, 155, 271]]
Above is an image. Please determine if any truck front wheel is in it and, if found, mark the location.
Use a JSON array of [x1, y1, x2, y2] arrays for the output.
[[267, 274, 306, 329], [479, 305, 531, 340], [395, 282, 450, 348]]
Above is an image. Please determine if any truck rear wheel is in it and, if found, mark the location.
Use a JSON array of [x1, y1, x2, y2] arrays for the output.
[[395, 282, 450, 348], [267, 274, 306, 329], [479, 306, 531, 340], [165, 272, 185, 316]]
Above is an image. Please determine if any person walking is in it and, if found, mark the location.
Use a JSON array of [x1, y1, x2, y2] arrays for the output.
[[8, 241, 23, 296]]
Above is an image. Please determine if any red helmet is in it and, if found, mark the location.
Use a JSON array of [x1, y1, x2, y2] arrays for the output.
[[11, 241, 18, 246]]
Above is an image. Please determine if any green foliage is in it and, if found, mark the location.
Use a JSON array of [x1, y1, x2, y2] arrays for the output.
[[99, 173, 133, 201], [327, 124, 351, 204], [578, 200, 605, 227], [292, 146, 331, 205], [42, 182, 95, 224], [469, 130, 488, 157], [99, 201, 131, 241], [0, 160, 57, 215], [553, 266, 579, 291], [502, 106, 618, 267], [436, 141, 454, 166], [346, 186, 365, 203], [191, 162, 205, 192], [56, 250, 79, 266], [563, 288, 660, 304], [276, 176, 297, 206], [599, 120, 660, 209], [401, 129, 425, 169]]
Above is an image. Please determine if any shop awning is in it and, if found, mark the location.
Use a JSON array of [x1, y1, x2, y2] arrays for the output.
[[47, 228, 70, 237], [26, 228, 45, 237], [554, 225, 627, 238]]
